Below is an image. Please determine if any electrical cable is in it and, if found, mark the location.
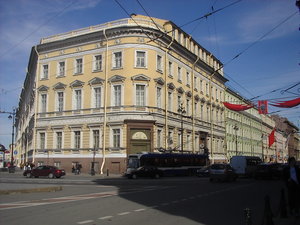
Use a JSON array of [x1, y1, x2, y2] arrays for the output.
[[0, 0, 78, 59]]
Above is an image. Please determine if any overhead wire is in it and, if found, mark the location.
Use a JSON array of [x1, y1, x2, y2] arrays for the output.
[[0, 0, 78, 60]]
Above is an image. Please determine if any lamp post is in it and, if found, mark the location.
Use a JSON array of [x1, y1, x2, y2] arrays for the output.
[[233, 124, 239, 156], [1, 109, 16, 171], [178, 103, 186, 153]]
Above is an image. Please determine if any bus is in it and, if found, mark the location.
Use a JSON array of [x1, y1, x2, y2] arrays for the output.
[[126, 152, 209, 178], [230, 156, 262, 177]]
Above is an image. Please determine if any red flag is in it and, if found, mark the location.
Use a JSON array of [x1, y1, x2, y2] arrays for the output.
[[258, 100, 268, 114], [268, 128, 275, 147], [223, 102, 253, 111]]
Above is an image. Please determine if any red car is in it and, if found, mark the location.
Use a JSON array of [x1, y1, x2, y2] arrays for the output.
[[24, 165, 66, 178]]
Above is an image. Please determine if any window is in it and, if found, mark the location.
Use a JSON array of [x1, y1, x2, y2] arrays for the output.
[[74, 90, 82, 110], [178, 133, 182, 149], [42, 64, 48, 79], [200, 105, 204, 120], [41, 94, 47, 113], [74, 131, 81, 149], [157, 55, 162, 71], [113, 85, 121, 106], [93, 87, 101, 108], [157, 129, 162, 148], [156, 87, 162, 108], [113, 129, 120, 148], [57, 92, 64, 112], [58, 61, 65, 77], [75, 58, 83, 74], [113, 52, 122, 68], [186, 72, 190, 85], [194, 102, 197, 115], [40, 133, 45, 149], [206, 83, 209, 95], [200, 79, 203, 92], [94, 55, 102, 71], [168, 92, 172, 111], [194, 76, 197, 88], [136, 84, 145, 106], [168, 61, 173, 76], [56, 132, 62, 149], [178, 32, 181, 44], [93, 130, 100, 149], [187, 134, 190, 149], [136, 51, 146, 67], [178, 67, 182, 81], [177, 95, 181, 109], [186, 99, 190, 115]]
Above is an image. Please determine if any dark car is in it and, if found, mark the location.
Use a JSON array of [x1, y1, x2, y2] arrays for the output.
[[127, 166, 163, 179], [254, 163, 282, 180], [209, 164, 237, 182], [24, 165, 66, 178], [196, 165, 210, 177]]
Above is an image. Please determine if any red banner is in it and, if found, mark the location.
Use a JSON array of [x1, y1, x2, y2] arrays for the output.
[[270, 97, 300, 108], [258, 100, 268, 114], [268, 128, 275, 147], [223, 102, 253, 111]]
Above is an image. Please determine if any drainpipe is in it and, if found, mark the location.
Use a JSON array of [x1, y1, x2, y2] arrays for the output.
[[164, 35, 174, 150], [191, 56, 199, 153], [33, 46, 40, 164], [100, 29, 108, 174]]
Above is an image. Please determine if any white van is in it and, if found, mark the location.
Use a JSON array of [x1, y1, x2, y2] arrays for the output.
[[230, 156, 262, 177]]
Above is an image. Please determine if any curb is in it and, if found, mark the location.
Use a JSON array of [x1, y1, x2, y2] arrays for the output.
[[0, 186, 63, 195]]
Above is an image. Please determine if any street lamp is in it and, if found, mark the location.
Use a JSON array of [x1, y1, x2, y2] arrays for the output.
[[8, 108, 16, 173], [233, 124, 239, 156], [178, 103, 186, 153]]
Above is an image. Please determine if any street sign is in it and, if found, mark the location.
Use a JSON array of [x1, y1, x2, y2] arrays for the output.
[[14, 150, 18, 155]]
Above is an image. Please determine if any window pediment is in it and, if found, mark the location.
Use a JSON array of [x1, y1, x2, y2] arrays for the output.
[[176, 87, 185, 94], [131, 74, 150, 81], [109, 75, 126, 83], [167, 82, 175, 90], [38, 85, 49, 92], [88, 77, 104, 86], [70, 80, 84, 88], [154, 77, 165, 85], [186, 91, 192, 98], [53, 82, 66, 90]]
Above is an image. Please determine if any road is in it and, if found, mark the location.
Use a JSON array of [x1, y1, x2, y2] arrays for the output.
[[0, 173, 289, 225]]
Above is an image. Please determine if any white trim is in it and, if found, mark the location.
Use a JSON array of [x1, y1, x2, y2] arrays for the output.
[[74, 57, 84, 74], [72, 88, 83, 111], [40, 63, 49, 80], [92, 54, 103, 72], [134, 49, 147, 68], [111, 50, 123, 69], [133, 83, 147, 106], [110, 126, 123, 148], [111, 84, 124, 107], [57, 60, 66, 77]]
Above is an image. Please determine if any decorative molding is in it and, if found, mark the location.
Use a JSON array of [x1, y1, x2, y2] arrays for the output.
[[88, 77, 105, 86], [53, 82, 67, 90], [194, 94, 200, 101], [108, 75, 126, 83], [131, 74, 151, 81], [176, 87, 185, 94], [38, 85, 49, 92], [154, 77, 165, 85], [70, 80, 85, 88], [186, 91, 192, 98], [167, 82, 176, 90]]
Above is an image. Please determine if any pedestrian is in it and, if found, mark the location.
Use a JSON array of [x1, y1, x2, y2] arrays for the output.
[[72, 165, 75, 173], [283, 156, 300, 216]]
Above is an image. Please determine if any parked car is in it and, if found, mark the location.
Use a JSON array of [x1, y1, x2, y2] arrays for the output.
[[230, 156, 262, 177], [24, 165, 66, 178], [209, 164, 237, 182], [196, 165, 210, 177], [127, 166, 163, 179], [254, 163, 283, 180]]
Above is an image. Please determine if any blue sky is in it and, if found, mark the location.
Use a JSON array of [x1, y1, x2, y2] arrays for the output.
[[0, 0, 299, 148]]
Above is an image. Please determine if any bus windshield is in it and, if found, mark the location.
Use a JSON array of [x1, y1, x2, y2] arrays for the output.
[[128, 157, 139, 169]]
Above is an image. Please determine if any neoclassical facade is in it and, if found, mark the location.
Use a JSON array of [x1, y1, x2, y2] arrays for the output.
[[15, 15, 227, 173], [225, 88, 276, 162]]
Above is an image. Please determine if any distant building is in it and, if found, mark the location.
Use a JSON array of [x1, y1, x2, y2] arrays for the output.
[[271, 115, 299, 160], [15, 15, 227, 173], [225, 88, 276, 162]]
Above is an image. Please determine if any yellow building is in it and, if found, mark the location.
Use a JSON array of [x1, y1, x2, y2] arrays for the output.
[[15, 15, 227, 174], [225, 88, 276, 162]]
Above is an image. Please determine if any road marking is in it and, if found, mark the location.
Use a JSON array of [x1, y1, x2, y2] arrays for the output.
[[99, 216, 113, 220], [134, 208, 146, 212], [77, 220, 94, 224], [118, 212, 130, 216]]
